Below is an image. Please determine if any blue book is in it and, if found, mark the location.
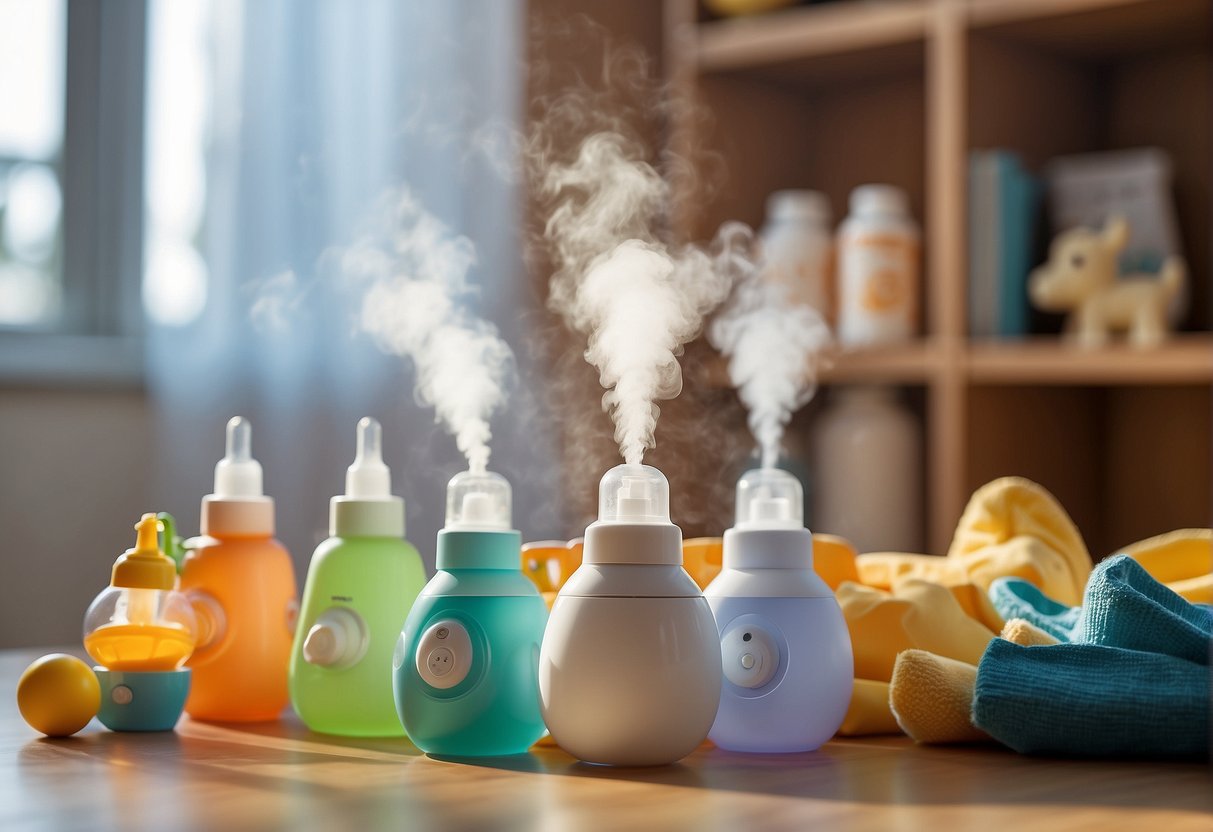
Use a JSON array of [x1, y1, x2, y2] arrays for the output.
[[996, 154, 1040, 338]]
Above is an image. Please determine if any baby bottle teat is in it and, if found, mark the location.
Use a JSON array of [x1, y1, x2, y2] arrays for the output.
[[346, 417, 390, 498], [202, 416, 274, 536], [213, 416, 263, 498]]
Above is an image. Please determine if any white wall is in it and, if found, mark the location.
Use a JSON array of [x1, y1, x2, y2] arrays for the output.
[[0, 388, 153, 647]]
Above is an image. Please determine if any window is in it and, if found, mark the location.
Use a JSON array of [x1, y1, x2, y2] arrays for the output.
[[0, 0, 146, 384], [0, 0, 66, 328]]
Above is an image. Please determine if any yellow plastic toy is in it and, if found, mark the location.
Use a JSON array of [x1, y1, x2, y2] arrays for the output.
[[1029, 216, 1186, 349], [83, 514, 197, 671], [17, 654, 101, 737]]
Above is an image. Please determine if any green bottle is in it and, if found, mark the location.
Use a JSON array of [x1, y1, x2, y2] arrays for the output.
[[289, 417, 426, 736]]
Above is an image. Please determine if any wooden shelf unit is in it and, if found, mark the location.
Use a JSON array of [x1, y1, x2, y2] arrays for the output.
[[667, 0, 1212, 553]]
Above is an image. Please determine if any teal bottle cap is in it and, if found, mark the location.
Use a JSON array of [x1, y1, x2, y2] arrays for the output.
[[436, 529, 522, 571]]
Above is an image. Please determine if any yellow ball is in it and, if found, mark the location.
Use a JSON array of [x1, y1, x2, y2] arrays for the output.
[[17, 654, 101, 737]]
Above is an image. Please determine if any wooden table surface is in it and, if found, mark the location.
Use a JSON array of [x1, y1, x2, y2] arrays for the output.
[[2, 649, 1209, 831]]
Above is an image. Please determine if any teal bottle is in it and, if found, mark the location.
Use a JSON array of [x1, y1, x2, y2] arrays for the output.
[[392, 471, 548, 757]]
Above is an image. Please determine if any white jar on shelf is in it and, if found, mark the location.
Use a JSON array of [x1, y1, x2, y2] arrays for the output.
[[836, 184, 920, 346], [759, 190, 833, 319], [812, 385, 922, 553]]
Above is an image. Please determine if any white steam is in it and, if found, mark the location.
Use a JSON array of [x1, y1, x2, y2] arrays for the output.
[[340, 187, 514, 474], [708, 223, 831, 470], [542, 133, 731, 465]]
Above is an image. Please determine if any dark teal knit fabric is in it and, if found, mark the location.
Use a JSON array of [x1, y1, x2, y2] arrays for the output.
[[975, 556, 1212, 759]]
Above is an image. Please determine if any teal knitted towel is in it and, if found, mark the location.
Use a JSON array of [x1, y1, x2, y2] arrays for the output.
[[973, 640, 1209, 758], [989, 556, 1213, 658], [975, 555, 1212, 759], [988, 578, 1081, 641]]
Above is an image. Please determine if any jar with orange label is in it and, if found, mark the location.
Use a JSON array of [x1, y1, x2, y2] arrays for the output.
[[836, 185, 920, 346]]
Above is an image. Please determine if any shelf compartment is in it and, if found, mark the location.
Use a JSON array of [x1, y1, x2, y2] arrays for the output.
[[966, 335, 1213, 385]]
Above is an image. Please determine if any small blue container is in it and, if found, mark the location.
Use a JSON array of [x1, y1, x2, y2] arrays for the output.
[[95, 668, 191, 732], [704, 469, 853, 753]]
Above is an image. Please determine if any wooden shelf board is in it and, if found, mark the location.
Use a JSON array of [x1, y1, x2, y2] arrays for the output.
[[705, 341, 943, 388], [966, 335, 1213, 385], [968, 0, 1211, 60], [695, 0, 928, 82]]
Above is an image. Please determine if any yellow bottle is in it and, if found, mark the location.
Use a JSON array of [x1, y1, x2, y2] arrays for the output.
[[83, 513, 198, 731], [83, 514, 197, 672]]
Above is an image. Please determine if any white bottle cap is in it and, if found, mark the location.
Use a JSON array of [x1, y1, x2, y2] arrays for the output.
[[766, 190, 830, 224], [445, 470, 512, 531], [330, 417, 404, 538], [734, 468, 804, 530], [201, 416, 274, 536], [849, 184, 908, 217], [577, 464, 684, 568]]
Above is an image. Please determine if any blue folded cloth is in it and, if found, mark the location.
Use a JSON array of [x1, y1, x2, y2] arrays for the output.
[[988, 578, 1081, 641], [975, 555, 1211, 759]]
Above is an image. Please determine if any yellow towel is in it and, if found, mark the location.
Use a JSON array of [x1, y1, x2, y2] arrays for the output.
[[1118, 529, 1212, 604], [889, 650, 988, 744], [1001, 618, 1059, 647], [835, 578, 999, 734], [856, 477, 1091, 605], [840, 679, 901, 736]]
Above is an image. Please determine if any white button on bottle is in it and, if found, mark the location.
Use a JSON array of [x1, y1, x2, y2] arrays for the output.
[[722, 626, 779, 689], [302, 607, 368, 669], [415, 620, 472, 690]]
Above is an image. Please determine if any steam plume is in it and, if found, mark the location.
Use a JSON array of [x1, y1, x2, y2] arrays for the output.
[[708, 223, 831, 469], [541, 132, 731, 465], [340, 187, 514, 474]]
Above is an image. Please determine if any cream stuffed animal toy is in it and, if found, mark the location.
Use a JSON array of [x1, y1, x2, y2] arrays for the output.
[[1029, 216, 1185, 348]]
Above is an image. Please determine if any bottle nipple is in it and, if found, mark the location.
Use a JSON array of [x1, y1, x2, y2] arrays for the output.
[[213, 416, 264, 498], [346, 417, 391, 499]]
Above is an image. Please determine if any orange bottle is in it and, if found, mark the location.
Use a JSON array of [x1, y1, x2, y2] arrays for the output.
[[181, 417, 297, 722]]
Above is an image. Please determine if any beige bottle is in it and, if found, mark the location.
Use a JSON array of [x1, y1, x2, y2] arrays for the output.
[[836, 185, 920, 346], [759, 190, 833, 320]]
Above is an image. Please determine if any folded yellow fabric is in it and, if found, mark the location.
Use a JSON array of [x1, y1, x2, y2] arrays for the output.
[[835, 578, 999, 734], [948, 582, 1007, 633], [840, 679, 901, 736], [1118, 529, 1212, 604], [856, 477, 1091, 605], [1001, 617, 1060, 646], [890, 650, 988, 744]]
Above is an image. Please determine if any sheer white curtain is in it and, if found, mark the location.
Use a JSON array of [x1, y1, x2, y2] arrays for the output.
[[144, 0, 562, 571]]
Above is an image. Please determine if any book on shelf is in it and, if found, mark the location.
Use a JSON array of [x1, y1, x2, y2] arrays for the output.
[[968, 150, 1041, 339]]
